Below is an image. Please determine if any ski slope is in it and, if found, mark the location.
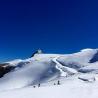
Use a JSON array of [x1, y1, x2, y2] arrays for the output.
[[0, 74, 98, 98], [0, 48, 98, 98]]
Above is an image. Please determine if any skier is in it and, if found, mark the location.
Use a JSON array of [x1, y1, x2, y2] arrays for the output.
[[54, 83, 56, 85], [38, 83, 40, 87], [57, 80, 60, 85]]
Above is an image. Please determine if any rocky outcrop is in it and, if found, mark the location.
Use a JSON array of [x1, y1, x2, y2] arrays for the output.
[[0, 63, 15, 78], [89, 51, 98, 63]]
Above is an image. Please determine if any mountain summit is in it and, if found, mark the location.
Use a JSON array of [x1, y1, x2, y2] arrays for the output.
[[31, 49, 43, 57]]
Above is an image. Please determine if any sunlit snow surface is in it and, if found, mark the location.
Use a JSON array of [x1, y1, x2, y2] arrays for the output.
[[0, 49, 98, 98]]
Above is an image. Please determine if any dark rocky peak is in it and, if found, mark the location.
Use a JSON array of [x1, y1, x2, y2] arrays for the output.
[[31, 49, 43, 57]]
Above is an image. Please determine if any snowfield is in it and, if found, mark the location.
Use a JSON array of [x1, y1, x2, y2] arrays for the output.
[[1, 75, 98, 98], [0, 48, 98, 98]]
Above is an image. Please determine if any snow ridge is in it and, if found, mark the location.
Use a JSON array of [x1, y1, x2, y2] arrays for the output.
[[0, 48, 98, 95]]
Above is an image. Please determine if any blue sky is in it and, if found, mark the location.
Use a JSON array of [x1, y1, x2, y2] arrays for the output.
[[0, 0, 98, 62]]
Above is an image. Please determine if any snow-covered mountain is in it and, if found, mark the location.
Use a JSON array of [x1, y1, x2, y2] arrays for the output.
[[0, 48, 98, 98]]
